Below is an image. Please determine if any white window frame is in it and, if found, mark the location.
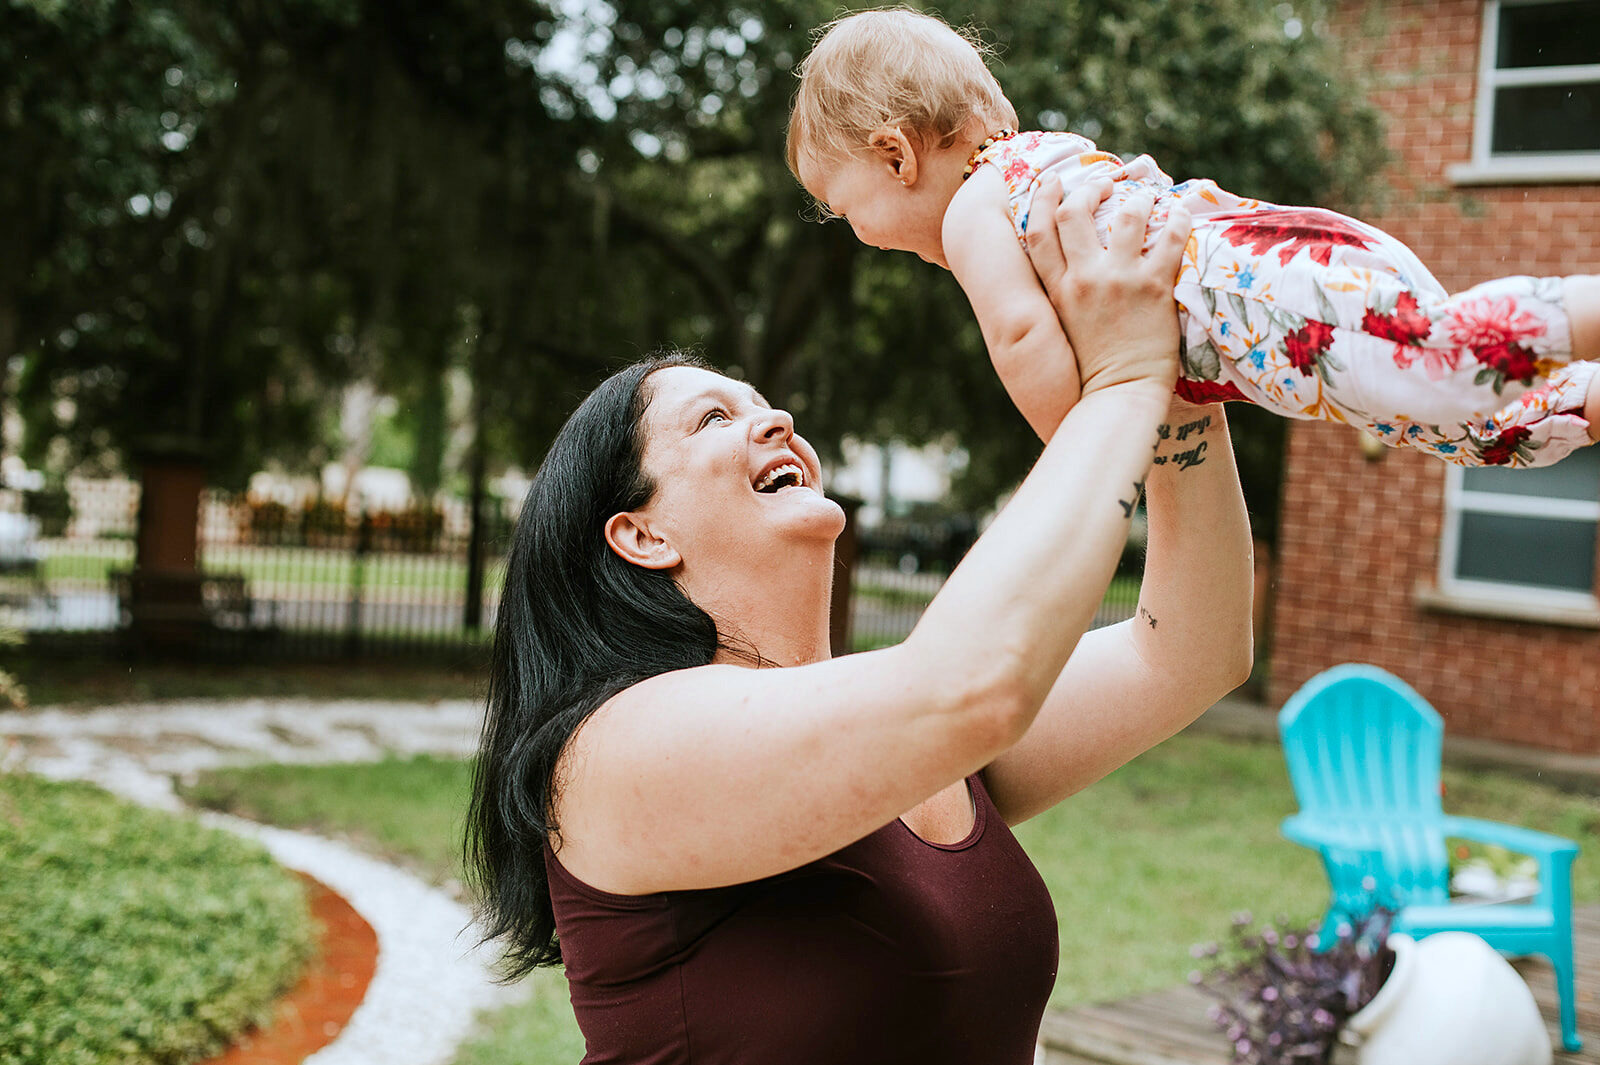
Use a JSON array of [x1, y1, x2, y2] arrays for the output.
[[1447, 0, 1600, 186], [1437, 465, 1600, 612]]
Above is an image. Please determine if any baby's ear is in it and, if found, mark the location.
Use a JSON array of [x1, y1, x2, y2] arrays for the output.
[[868, 127, 919, 185]]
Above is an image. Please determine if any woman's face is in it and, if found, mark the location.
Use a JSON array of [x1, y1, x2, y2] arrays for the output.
[[627, 366, 845, 570]]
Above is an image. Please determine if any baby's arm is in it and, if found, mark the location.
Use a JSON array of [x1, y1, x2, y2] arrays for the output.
[[943, 166, 1082, 442]]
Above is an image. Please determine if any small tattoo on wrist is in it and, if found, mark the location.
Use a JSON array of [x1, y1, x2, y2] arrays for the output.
[[1138, 606, 1158, 629], [1117, 479, 1146, 518]]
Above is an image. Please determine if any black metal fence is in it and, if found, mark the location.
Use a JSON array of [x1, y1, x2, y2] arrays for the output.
[[3, 478, 511, 660], [5, 479, 1143, 661], [848, 517, 1143, 652]]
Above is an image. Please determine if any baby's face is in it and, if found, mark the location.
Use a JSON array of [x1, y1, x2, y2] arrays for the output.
[[798, 150, 950, 267]]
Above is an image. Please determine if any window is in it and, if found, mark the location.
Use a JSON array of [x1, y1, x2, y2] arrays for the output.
[[1449, 0, 1600, 184], [1439, 445, 1600, 613]]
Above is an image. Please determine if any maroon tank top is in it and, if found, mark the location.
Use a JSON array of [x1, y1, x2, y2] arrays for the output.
[[546, 772, 1059, 1064]]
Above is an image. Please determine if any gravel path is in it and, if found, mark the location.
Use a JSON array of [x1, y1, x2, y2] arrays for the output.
[[1, 697, 527, 1065]]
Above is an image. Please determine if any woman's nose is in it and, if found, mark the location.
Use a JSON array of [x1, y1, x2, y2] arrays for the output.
[[755, 408, 794, 440]]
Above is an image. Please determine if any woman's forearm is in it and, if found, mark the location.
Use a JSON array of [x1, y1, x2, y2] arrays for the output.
[[903, 180, 1190, 736], [1133, 402, 1255, 694], [905, 379, 1172, 729], [975, 401, 1253, 823]]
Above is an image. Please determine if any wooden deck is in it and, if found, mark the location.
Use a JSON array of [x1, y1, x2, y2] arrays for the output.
[[1041, 905, 1600, 1065]]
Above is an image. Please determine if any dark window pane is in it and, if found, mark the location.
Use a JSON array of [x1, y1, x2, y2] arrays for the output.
[[1463, 445, 1600, 501], [1456, 513, 1597, 592], [1497, 1, 1600, 68], [1491, 83, 1600, 152]]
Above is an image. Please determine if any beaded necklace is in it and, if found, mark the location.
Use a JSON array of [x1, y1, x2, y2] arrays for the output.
[[961, 129, 1020, 181]]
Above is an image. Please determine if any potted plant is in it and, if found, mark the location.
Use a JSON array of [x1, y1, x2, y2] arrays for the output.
[[1193, 907, 1396, 1064], [1195, 905, 1551, 1065]]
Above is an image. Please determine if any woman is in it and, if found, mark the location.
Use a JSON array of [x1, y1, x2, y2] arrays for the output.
[[466, 179, 1254, 1064]]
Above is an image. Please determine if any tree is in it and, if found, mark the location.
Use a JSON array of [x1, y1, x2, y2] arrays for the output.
[[9, 1, 353, 484], [535, 0, 1385, 517], [10, 0, 1385, 551]]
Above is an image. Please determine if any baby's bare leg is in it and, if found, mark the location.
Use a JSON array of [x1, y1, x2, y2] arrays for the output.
[[1568, 276, 1600, 440]]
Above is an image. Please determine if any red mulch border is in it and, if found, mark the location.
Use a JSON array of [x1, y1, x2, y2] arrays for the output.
[[198, 871, 379, 1065]]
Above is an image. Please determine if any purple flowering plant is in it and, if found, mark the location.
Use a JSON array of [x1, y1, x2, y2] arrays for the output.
[[1190, 905, 1397, 1065]]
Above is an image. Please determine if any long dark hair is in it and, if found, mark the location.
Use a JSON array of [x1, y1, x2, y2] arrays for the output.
[[465, 351, 725, 979]]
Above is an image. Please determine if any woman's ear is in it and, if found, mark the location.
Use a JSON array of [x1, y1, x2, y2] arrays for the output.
[[603, 511, 682, 570], [868, 126, 920, 186]]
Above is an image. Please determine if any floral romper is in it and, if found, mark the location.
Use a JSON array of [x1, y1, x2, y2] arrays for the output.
[[969, 131, 1596, 467]]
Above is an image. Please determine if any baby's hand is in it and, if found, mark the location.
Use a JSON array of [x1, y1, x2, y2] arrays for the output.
[[1025, 176, 1190, 399]]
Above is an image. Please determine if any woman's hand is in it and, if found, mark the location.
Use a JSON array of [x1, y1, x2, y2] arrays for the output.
[[1024, 176, 1190, 398]]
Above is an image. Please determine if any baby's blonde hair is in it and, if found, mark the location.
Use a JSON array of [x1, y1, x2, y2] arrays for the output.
[[786, 7, 1018, 177]]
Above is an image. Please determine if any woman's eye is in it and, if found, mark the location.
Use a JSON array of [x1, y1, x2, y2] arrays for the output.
[[699, 408, 730, 428]]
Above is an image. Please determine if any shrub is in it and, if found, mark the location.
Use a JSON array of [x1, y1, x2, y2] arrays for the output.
[[0, 773, 315, 1065]]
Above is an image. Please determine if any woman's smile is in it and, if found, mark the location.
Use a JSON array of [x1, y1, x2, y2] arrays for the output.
[[752, 453, 809, 494]]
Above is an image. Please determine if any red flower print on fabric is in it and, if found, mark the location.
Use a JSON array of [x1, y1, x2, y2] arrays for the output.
[[1174, 378, 1251, 405], [1284, 320, 1337, 376], [1477, 340, 1540, 383], [1362, 291, 1432, 345], [1477, 424, 1532, 466], [1212, 208, 1378, 266], [1004, 157, 1033, 184], [1448, 296, 1546, 385], [1391, 344, 1463, 381], [1371, 293, 1455, 380]]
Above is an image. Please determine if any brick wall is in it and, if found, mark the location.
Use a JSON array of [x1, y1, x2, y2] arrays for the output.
[[1267, 0, 1600, 752]]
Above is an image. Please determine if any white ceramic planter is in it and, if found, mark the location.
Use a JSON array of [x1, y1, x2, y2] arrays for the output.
[[1342, 932, 1551, 1065]]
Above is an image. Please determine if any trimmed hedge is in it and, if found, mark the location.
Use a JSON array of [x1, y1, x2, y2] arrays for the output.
[[0, 772, 315, 1065]]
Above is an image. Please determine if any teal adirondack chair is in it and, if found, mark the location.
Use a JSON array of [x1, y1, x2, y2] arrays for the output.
[[1278, 663, 1582, 1052]]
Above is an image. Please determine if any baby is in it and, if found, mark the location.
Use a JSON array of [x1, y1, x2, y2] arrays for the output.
[[786, 8, 1600, 468]]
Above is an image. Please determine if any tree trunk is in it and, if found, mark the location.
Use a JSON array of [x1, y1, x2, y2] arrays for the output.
[[128, 452, 208, 655]]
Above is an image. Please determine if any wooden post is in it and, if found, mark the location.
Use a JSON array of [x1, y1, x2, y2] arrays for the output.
[[463, 404, 486, 633], [828, 495, 863, 658], [463, 342, 487, 633], [1252, 537, 1274, 670]]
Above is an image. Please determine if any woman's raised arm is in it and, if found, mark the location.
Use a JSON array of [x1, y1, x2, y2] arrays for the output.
[[982, 178, 1254, 824], [553, 181, 1190, 896]]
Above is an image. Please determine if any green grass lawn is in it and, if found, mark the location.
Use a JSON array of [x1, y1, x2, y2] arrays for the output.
[[181, 733, 1600, 1063], [180, 756, 475, 890]]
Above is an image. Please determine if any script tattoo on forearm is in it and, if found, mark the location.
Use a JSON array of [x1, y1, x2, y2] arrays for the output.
[[1117, 478, 1146, 518], [1138, 605, 1158, 629], [1152, 414, 1212, 471]]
